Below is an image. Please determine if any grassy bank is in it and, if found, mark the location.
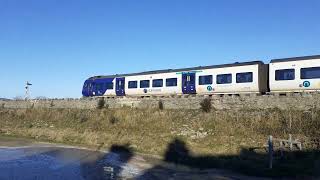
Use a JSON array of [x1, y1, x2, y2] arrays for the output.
[[0, 107, 320, 177]]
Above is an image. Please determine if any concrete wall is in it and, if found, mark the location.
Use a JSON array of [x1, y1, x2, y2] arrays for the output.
[[1, 93, 319, 110]]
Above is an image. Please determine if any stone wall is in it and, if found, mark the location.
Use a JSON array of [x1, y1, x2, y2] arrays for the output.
[[1, 93, 320, 110], [0, 99, 97, 109]]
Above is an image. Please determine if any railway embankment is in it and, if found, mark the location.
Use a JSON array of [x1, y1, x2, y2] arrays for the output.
[[2, 92, 320, 110], [0, 103, 320, 177]]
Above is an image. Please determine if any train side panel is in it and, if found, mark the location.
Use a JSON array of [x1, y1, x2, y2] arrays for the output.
[[269, 57, 320, 93], [125, 72, 182, 96], [195, 64, 263, 94]]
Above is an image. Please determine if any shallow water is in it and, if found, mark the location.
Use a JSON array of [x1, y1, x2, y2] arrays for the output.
[[0, 146, 142, 180], [0, 137, 269, 180]]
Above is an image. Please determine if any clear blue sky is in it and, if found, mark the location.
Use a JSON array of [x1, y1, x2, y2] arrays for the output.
[[0, 0, 319, 98]]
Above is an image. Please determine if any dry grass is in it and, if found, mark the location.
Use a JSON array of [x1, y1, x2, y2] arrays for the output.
[[1, 107, 319, 154], [1, 107, 320, 177]]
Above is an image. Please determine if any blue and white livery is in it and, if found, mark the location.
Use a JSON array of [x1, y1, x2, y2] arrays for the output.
[[82, 55, 320, 97]]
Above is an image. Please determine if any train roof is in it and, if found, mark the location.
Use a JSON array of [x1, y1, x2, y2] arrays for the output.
[[89, 60, 264, 80], [270, 55, 320, 63]]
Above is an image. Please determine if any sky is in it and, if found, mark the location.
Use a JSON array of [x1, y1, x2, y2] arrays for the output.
[[0, 0, 319, 98]]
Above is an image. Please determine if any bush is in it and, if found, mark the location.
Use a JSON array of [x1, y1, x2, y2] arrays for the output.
[[200, 98, 212, 113], [50, 100, 55, 108], [158, 100, 164, 110], [97, 98, 105, 109]]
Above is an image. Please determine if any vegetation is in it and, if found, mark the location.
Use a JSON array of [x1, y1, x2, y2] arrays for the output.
[[200, 97, 212, 112], [0, 107, 320, 177], [158, 100, 164, 110], [50, 100, 54, 108], [97, 98, 105, 109]]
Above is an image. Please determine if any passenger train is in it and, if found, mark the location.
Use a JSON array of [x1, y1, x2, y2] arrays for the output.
[[82, 55, 320, 97]]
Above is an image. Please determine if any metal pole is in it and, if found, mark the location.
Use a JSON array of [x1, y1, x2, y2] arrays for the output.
[[268, 135, 273, 169], [25, 81, 32, 100], [25, 83, 29, 100]]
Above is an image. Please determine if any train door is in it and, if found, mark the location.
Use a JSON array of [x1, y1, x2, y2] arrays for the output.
[[116, 77, 125, 96], [182, 72, 196, 94]]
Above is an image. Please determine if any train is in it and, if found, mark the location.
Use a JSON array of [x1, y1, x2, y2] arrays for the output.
[[82, 55, 320, 97]]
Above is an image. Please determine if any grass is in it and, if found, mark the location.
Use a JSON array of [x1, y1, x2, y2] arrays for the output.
[[0, 107, 320, 177]]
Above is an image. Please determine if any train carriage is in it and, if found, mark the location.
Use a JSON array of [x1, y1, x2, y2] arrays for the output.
[[269, 55, 320, 93], [82, 61, 268, 97], [125, 71, 182, 96], [194, 61, 268, 95]]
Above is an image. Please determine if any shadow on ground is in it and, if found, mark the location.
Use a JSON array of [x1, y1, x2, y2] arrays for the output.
[[140, 138, 320, 179], [81, 138, 320, 179]]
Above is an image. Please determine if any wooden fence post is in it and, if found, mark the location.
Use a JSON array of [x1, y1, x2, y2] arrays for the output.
[[268, 135, 273, 169], [289, 134, 293, 150]]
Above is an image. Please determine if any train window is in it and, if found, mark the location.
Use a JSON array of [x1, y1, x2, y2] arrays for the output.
[[189, 74, 195, 83], [301, 67, 320, 79], [152, 79, 163, 87], [166, 78, 177, 87], [216, 74, 232, 84], [106, 82, 113, 89], [128, 81, 137, 89], [199, 75, 213, 85], [275, 69, 295, 80], [236, 72, 253, 83], [140, 80, 150, 88]]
